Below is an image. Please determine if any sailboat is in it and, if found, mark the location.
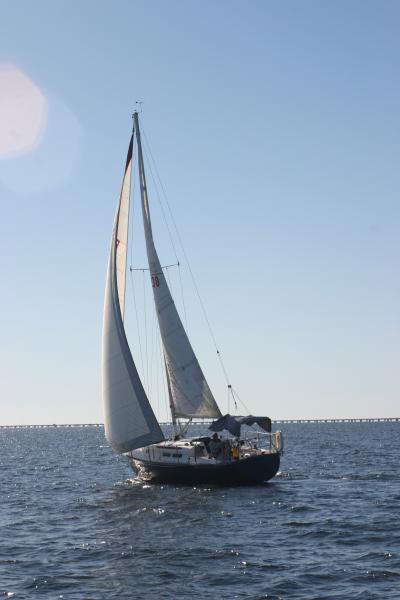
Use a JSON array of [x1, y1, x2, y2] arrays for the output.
[[102, 112, 283, 485]]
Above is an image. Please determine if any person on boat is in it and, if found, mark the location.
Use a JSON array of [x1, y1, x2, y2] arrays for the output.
[[209, 433, 223, 459], [231, 443, 240, 460], [222, 438, 232, 460]]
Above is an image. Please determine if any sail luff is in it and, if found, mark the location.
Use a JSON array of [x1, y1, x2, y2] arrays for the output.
[[133, 112, 222, 420], [115, 136, 133, 320], [102, 133, 165, 453]]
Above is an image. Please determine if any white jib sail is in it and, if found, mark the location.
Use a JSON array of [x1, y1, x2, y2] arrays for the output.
[[134, 114, 221, 420], [102, 135, 165, 453]]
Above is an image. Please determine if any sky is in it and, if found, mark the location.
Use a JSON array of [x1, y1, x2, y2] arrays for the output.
[[0, 0, 399, 425]]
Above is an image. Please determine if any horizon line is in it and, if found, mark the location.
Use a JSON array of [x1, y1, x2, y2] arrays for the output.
[[1, 417, 399, 429]]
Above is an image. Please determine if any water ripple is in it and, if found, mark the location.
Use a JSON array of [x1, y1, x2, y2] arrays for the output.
[[0, 423, 399, 599]]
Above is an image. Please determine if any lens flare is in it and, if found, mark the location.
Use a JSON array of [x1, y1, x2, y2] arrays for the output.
[[0, 64, 48, 159], [0, 64, 82, 194]]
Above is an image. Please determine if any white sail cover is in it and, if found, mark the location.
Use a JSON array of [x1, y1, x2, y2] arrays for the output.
[[102, 135, 164, 453], [134, 115, 221, 419]]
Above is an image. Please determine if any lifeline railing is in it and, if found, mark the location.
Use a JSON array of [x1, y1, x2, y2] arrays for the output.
[[240, 430, 284, 454]]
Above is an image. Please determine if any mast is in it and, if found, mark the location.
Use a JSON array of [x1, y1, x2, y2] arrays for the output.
[[133, 111, 221, 422], [133, 111, 177, 428], [133, 111, 153, 236], [164, 359, 178, 437]]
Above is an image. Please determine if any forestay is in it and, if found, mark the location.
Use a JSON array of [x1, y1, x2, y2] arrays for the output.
[[102, 135, 165, 453], [134, 113, 222, 420]]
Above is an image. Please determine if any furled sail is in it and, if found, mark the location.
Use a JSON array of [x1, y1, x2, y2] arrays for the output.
[[134, 113, 222, 420], [102, 135, 165, 453]]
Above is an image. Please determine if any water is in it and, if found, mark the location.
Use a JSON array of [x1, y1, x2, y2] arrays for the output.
[[1, 423, 399, 599]]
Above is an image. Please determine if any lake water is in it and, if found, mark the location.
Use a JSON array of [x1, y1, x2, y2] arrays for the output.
[[1, 422, 399, 599]]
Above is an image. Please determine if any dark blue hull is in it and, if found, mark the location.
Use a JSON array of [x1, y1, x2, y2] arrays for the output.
[[130, 452, 280, 485]]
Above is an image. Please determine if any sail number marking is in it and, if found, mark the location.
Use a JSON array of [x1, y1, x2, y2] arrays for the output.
[[151, 275, 160, 288]]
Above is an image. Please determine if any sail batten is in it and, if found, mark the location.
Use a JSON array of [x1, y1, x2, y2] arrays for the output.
[[102, 134, 165, 453], [133, 113, 222, 421]]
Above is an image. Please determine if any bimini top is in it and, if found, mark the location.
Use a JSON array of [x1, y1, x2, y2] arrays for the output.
[[209, 414, 272, 437]]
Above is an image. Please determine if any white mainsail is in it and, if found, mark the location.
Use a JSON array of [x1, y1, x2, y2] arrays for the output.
[[102, 135, 165, 453], [134, 113, 222, 420]]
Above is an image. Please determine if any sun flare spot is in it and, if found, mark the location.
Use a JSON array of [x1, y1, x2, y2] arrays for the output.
[[0, 64, 48, 159]]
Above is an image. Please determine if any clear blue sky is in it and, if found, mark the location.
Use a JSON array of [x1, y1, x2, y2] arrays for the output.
[[1, 0, 399, 424]]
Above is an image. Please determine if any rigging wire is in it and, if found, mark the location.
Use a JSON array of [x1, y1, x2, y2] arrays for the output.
[[147, 300, 156, 400], [141, 138, 190, 330], [124, 119, 174, 425], [153, 303, 162, 403], [231, 386, 251, 414], [142, 268, 149, 393], [141, 131, 189, 330], [132, 122, 173, 423], [154, 304, 160, 418], [128, 154, 147, 386], [141, 141, 179, 263], [129, 271, 147, 386], [165, 266, 174, 301], [155, 307, 169, 423], [177, 263, 189, 333], [157, 325, 170, 422], [140, 123, 237, 400]]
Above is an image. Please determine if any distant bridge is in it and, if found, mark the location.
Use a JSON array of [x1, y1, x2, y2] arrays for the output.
[[0, 418, 399, 429], [273, 417, 399, 423], [0, 423, 104, 429]]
